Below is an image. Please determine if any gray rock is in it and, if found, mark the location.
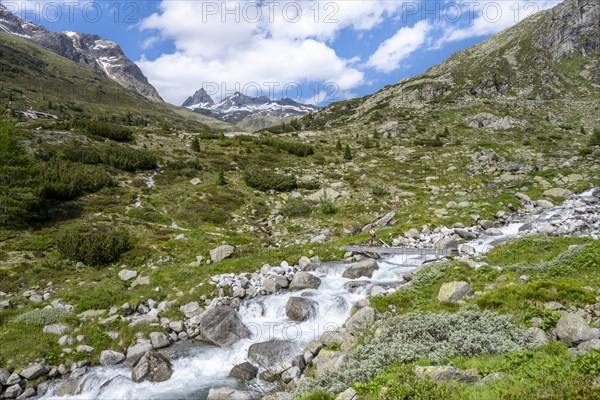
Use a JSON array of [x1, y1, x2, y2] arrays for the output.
[[207, 387, 252, 400], [131, 276, 150, 287], [58, 335, 74, 346], [4, 384, 23, 399], [131, 350, 173, 383], [43, 324, 69, 335], [437, 281, 472, 303], [100, 350, 125, 366], [180, 302, 203, 318], [228, 362, 258, 381], [298, 256, 312, 270], [574, 339, 600, 355], [76, 345, 94, 353], [118, 269, 138, 281], [262, 278, 286, 294], [210, 245, 235, 263], [0, 367, 10, 385], [342, 259, 379, 279], [281, 366, 301, 383], [248, 339, 299, 367], [286, 297, 317, 321], [455, 229, 477, 240], [344, 307, 375, 336], [556, 312, 600, 345], [414, 365, 479, 383], [336, 388, 360, 400], [476, 372, 506, 386], [150, 332, 170, 349], [19, 363, 49, 380], [313, 350, 347, 374], [527, 327, 549, 345], [0, 299, 12, 310], [5, 372, 21, 386], [169, 321, 185, 333], [36, 381, 51, 396], [289, 272, 321, 291], [19, 387, 37, 398], [543, 188, 572, 198], [197, 306, 251, 348], [123, 341, 154, 368]]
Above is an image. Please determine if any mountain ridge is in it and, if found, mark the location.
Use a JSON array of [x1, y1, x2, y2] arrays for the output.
[[0, 3, 162, 102], [182, 89, 319, 125]]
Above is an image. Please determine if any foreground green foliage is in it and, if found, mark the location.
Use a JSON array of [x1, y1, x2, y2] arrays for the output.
[[57, 226, 132, 266], [243, 168, 298, 192], [87, 121, 133, 141], [43, 159, 114, 200], [13, 308, 73, 326], [295, 310, 532, 396]]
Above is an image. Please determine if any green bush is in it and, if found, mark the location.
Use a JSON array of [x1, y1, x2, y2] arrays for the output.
[[74, 284, 128, 312], [258, 137, 314, 157], [589, 128, 600, 147], [100, 142, 157, 171], [43, 159, 114, 200], [283, 198, 312, 217], [61, 143, 102, 164], [319, 198, 338, 215], [88, 121, 133, 141], [0, 122, 46, 226], [14, 308, 73, 326], [243, 168, 297, 192], [295, 310, 533, 396], [57, 226, 132, 266]]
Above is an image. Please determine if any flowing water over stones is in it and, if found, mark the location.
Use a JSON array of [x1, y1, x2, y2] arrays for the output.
[[39, 188, 599, 399]]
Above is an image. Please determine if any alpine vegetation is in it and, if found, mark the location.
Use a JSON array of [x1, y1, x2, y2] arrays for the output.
[[295, 310, 534, 396]]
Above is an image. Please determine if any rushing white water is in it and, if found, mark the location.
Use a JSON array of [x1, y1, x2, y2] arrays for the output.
[[39, 188, 599, 399]]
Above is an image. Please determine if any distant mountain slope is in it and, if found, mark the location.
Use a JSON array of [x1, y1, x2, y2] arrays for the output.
[[0, 31, 214, 128], [303, 0, 599, 131], [0, 3, 162, 102], [182, 89, 318, 128]]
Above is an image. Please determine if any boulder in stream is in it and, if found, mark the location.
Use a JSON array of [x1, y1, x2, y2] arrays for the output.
[[286, 297, 317, 321], [131, 350, 173, 383], [342, 259, 379, 279], [197, 306, 251, 347]]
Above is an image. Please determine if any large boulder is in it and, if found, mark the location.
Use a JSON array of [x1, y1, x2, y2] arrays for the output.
[[286, 297, 317, 321], [180, 301, 203, 318], [543, 188, 572, 198], [210, 245, 235, 263], [437, 281, 472, 303], [19, 363, 49, 380], [150, 332, 170, 349], [197, 306, 251, 347], [131, 350, 173, 383], [414, 366, 479, 383], [344, 307, 376, 336], [100, 350, 126, 366], [313, 350, 347, 374], [229, 362, 258, 381], [248, 339, 299, 367], [342, 259, 379, 279], [207, 388, 252, 400], [289, 272, 321, 291], [556, 313, 600, 345], [123, 341, 154, 368]]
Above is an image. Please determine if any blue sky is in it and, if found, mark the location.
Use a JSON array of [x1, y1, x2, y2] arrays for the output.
[[3, 0, 559, 106]]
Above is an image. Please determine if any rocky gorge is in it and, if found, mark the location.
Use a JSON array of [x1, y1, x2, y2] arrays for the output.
[[1, 188, 596, 400]]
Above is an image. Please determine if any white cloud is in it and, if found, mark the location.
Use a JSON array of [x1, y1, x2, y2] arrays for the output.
[[441, 0, 560, 43], [137, 0, 407, 105], [367, 21, 431, 73]]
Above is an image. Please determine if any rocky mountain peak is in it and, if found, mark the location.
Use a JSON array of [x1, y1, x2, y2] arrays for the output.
[[182, 88, 215, 108], [0, 5, 162, 102]]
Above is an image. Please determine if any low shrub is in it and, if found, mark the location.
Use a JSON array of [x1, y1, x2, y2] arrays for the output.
[[43, 159, 114, 200], [88, 121, 133, 141], [100, 143, 157, 171], [294, 310, 533, 396], [283, 198, 312, 217], [243, 168, 297, 192], [589, 128, 600, 147], [61, 143, 103, 164], [73, 284, 128, 312], [258, 137, 315, 157], [14, 308, 72, 326], [57, 226, 132, 266]]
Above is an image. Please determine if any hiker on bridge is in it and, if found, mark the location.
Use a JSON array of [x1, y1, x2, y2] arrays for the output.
[[368, 227, 378, 246]]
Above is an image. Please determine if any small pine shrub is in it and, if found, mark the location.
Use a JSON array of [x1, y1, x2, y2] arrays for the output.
[[343, 145, 352, 160], [371, 186, 388, 197], [589, 128, 600, 147], [43, 159, 114, 200], [100, 143, 157, 171], [243, 168, 297, 192], [319, 197, 338, 215], [191, 137, 201, 152], [14, 308, 72, 326], [283, 198, 312, 217], [258, 137, 314, 157], [57, 226, 131, 266], [61, 143, 102, 164], [88, 121, 133, 141]]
